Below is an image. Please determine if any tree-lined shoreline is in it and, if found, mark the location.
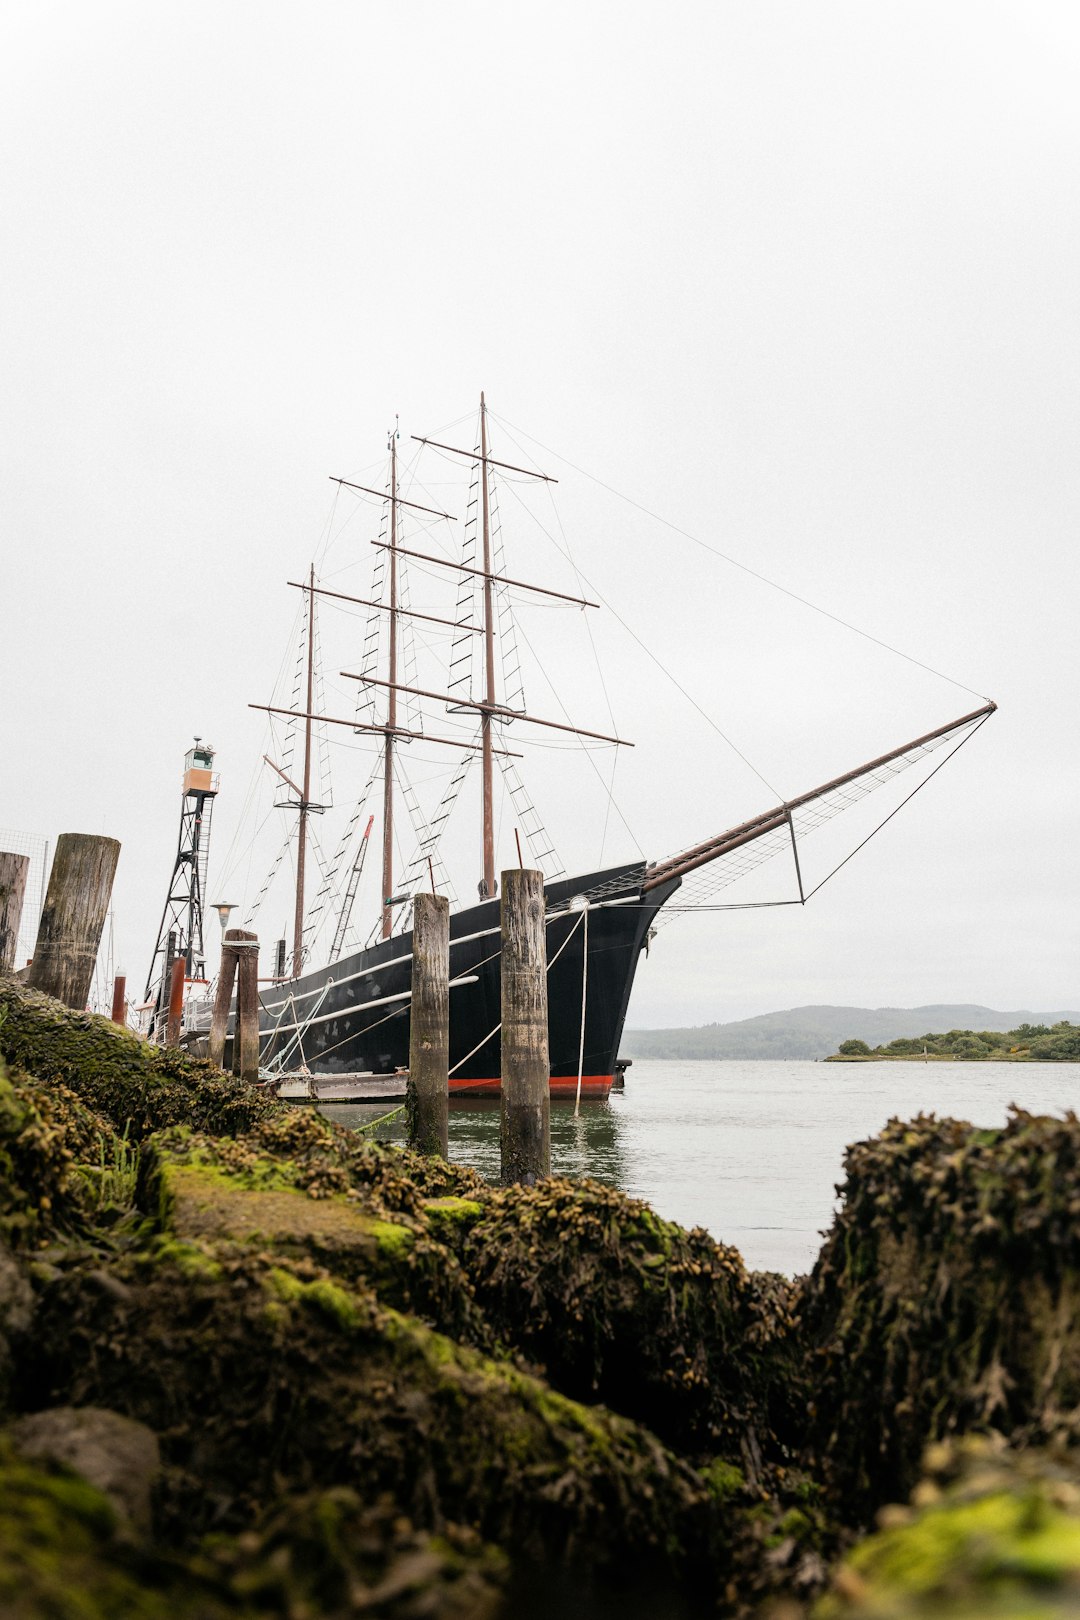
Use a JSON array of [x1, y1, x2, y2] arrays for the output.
[[826, 1022, 1080, 1062]]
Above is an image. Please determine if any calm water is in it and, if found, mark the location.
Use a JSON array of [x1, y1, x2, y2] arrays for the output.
[[322, 1058, 1080, 1276]]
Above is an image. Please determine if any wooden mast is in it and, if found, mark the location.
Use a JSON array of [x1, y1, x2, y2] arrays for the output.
[[411, 398, 612, 894], [381, 427, 399, 939], [479, 392, 497, 898], [293, 563, 316, 975]]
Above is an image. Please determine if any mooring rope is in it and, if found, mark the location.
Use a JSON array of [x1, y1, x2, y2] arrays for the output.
[[447, 910, 585, 1078], [263, 980, 335, 1076], [356, 1103, 406, 1133]]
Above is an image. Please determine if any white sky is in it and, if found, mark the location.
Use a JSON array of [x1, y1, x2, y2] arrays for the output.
[[2, 0, 1077, 1023]]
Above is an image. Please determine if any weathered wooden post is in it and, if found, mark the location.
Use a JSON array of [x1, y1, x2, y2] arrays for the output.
[[0, 851, 29, 974], [234, 934, 261, 1085], [26, 834, 120, 1008], [164, 956, 186, 1047], [207, 928, 252, 1069], [110, 974, 127, 1026], [407, 892, 449, 1157], [500, 867, 550, 1186]]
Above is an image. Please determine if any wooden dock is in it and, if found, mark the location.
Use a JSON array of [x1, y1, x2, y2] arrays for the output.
[[272, 1072, 407, 1104]]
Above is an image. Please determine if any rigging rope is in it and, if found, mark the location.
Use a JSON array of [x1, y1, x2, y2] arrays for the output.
[[497, 470, 781, 799], [493, 412, 991, 705]]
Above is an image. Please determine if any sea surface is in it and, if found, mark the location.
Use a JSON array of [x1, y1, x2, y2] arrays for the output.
[[322, 1057, 1080, 1276]]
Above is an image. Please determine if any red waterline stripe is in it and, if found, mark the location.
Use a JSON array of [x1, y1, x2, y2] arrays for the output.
[[449, 1074, 613, 1097]]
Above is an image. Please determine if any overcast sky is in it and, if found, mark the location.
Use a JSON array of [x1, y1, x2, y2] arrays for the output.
[[2, 0, 1077, 1025]]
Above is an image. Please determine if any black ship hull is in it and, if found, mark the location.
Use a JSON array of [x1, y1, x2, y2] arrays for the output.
[[243, 862, 677, 1097]]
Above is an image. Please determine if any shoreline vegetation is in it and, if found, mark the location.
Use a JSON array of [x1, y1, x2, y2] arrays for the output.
[[624, 1004, 1080, 1061], [826, 1022, 1080, 1063], [4, 974, 1080, 1615]]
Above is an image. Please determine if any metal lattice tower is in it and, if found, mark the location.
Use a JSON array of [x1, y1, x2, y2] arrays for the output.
[[144, 740, 219, 1016]]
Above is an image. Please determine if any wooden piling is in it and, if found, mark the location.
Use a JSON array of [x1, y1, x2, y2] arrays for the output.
[[0, 851, 30, 974], [110, 974, 127, 1026], [164, 956, 186, 1047], [500, 867, 550, 1186], [234, 934, 261, 1085], [208, 928, 252, 1069], [26, 834, 120, 1008], [407, 892, 449, 1157]]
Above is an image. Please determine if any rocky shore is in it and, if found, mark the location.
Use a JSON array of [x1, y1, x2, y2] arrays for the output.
[[2, 974, 1080, 1617]]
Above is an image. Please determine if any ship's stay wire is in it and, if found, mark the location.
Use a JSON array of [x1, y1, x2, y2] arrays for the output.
[[531, 459, 633, 869], [474, 422, 995, 929], [497, 470, 781, 800], [510, 610, 645, 860], [493, 413, 991, 705]]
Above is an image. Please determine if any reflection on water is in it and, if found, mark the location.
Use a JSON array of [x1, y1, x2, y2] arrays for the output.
[[322, 1057, 1080, 1277], [320, 1096, 629, 1187]]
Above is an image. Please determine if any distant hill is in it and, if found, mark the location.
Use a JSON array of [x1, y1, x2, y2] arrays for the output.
[[622, 1005, 1080, 1061]]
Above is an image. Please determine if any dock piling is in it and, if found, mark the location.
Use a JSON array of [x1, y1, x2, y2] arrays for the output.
[[110, 974, 127, 1027], [26, 834, 120, 1008], [208, 928, 254, 1070], [407, 891, 449, 1157], [0, 851, 29, 974], [234, 934, 261, 1085], [164, 956, 186, 1047], [500, 867, 550, 1186]]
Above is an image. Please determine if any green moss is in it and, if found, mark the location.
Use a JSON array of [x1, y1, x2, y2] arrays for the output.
[[422, 1195, 484, 1240], [265, 1267, 362, 1331], [136, 1131, 491, 1345], [700, 1457, 746, 1502], [815, 1443, 1080, 1618], [370, 1217, 415, 1256], [141, 1235, 223, 1280]]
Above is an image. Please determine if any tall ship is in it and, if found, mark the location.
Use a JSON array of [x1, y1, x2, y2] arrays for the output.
[[186, 397, 994, 1096]]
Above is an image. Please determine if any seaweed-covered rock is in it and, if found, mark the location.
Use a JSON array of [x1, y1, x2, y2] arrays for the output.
[[217, 1105, 486, 1210], [0, 1243, 33, 1414], [136, 1126, 804, 1462], [16, 959, 1080, 1614], [0, 978, 275, 1139], [22, 1244, 716, 1582], [8, 1407, 160, 1533], [203, 1486, 508, 1619], [0, 1434, 232, 1619], [0, 1433, 507, 1619], [800, 1110, 1080, 1513], [138, 1126, 491, 1344], [460, 1179, 801, 1466], [0, 1060, 102, 1246], [814, 1435, 1080, 1618]]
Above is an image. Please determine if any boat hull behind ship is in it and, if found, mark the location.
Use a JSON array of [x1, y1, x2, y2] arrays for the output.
[[235, 862, 676, 1098]]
